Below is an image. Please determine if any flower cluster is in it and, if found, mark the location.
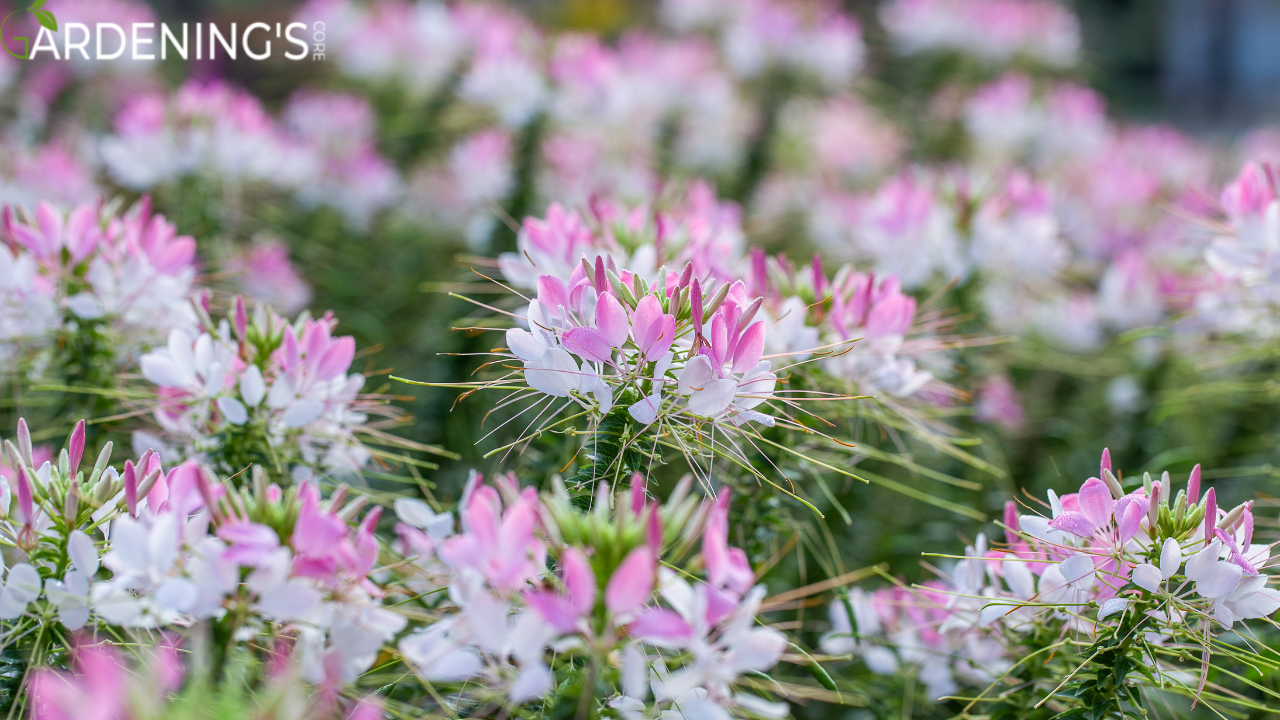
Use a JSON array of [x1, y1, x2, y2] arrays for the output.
[[396, 472, 788, 718], [0, 417, 404, 689], [0, 198, 197, 364], [101, 82, 399, 228], [832, 450, 1280, 708], [879, 0, 1080, 67], [135, 299, 376, 480], [30, 637, 385, 720]]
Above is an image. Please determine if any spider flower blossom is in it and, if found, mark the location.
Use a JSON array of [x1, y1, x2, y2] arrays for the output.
[[101, 80, 294, 191], [1, 198, 198, 361], [398, 473, 787, 718], [1195, 161, 1280, 338], [136, 300, 373, 479], [29, 636, 384, 720], [880, 0, 1080, 68], [92, 468, 405, 685]]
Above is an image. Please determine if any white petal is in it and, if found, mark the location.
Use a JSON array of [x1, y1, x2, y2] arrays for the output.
[[68, 530, 99, 577], [1098, 598, 1129, 620], [281, 398, 325, 428], [1195, 562, 1243, 599], [1002, 559, 1035, 599], [1131, 564, 1162, 593], [628, 394, 661, 425], [524, 348, 581, 397], [1185, 540, 1224, 582], [140, 354, 187, 388], [675, 355, 714, 395], [217, 396, 249, 425], [240, 365, 266, 407], [1160, 538, 1182, 579], [5, 564, 42, 603], [1231, 587, 1280, 620], [686, 379, 737, 417], [506, 328, 548, 362], [0, 588, 29, 619], [58, 603, 90, 631], [1059, 554, 1095, 587], [266, 374, 297, 409], [155, 578, 198, 612], [257, 581, 322, 621]]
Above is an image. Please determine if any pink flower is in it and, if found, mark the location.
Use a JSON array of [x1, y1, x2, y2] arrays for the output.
[[225, 241, 312, 316], [439, 481, 545, 592], [30, 642, 127, 720]]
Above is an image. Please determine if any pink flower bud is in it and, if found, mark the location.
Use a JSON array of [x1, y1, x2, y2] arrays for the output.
[[1203, 487, 1217, 546], [67, 420, 85, 478], [1187, 464, 1201, 505]]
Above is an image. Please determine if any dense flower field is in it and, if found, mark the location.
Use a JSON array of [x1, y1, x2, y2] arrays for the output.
[[0, 0, 1277, 718]]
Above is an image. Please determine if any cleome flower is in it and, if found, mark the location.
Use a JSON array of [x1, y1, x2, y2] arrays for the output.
[[134, 298, 402, 481], [0, 198, 198, 365], [397, 471, 788, 718]]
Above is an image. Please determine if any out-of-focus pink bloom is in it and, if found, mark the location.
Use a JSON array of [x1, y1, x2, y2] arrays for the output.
[[225, 241, 312, 316], [29, 642, 128, 720], [975, 375, 1025, 431]]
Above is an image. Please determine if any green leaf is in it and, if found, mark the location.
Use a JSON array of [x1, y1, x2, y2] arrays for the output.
[[28, 0, 45, 11], [34, 9, 56, 31]]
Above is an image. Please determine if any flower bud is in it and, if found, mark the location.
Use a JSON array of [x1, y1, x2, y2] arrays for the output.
[[67, 420, 86, 478], [1202, 487, 1217, 546], [703, 281, 731, 321], [1101, 469, 1123, 499], [89, 441, 113, 485], [1186, 464, 1201, 505], [1217, 501, 1249, 531], [233, 296, 248, 341], [739, 297, 763, 331], [16, 418, 33, 468], [1147, 482, 1161, 528], [63, 481, 80, 524], [137, 468, 162, 505]]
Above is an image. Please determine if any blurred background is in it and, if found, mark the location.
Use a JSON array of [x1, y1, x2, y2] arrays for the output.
[[131, 0, 1280, 130]]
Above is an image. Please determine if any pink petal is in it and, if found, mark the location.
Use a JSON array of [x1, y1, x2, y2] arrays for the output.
[[629, 608, 692, 645], [632, 295, 661, 346], [524, 590, 579, 634], [562, 548, 596, 617], [1077, 478, 1114, 529], [731, 321, 765, 374], [35, 201, 63, 258], [1047, 511, 1095, 537], [605, 546, 654, 617], [1117, 498, 1148, 543], [315, 336, 355, 381], [595, 292, 629, 347], [538, 275, 570, 315], [562, 327, 613, 365]]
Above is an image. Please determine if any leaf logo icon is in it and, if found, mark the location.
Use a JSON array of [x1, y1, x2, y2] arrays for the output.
[[2, 0, 58, 60]]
